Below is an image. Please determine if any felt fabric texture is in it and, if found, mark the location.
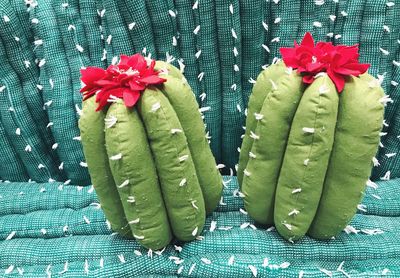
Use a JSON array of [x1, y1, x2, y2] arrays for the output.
[[0, 0, 399, 277]]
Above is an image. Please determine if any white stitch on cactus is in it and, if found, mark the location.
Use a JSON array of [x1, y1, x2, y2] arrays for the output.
[[127, 196, 135, 203], [313, 21, 322, 28], [172, 36, 178, 46], [269, 79, 278, 90], [41, 228, 47, 235], [118, 179, 129, 188], [372, 157, 380, 166], [192, 0, 199, 9], [231, 83, 237, 90], [254, 113, 264, 120], [302, 127, 315, 133], [38, 164, 45, 169], [47, 122, 54, 128], [236, 104, 242, 112], [177, 266, 184, 274], [344, 225, 359, 234], [319, 268, 332, 277], [25, 145, 32, 152], [315, 0, 325, 5], [105, 115, 118, 128], [292, 188, 301, 194], [250, 131, 259, 140], [52, 143, 58, 150], [379, 47, 389, 55], [200, 92, 206, 101], [262, 258, 269, 267], [274, 17, 281, 24], [201, 258, 211, 264], [304, 159, 309, 166], [3, 15, 10, 22], [133, 234, 144, 240], [15, 128, 21, 135], [366, 179, 378, 189], [283, 222, 292, 230], [110, 153, 122, 160], [191, 200, 199, 210], [288, 209, 300, 216], [197, 72, 204, 81], [220, 197, 226, 205], [192, 226, 198, 236], [234, 64, 239, 71], [393, 60, 400, 67], [244, 169, 251, 177], [391, 80, 398, 86], [383, 25, 390, 33], [64, 179, 71, 185], [179, 155, 189, 162], [240, 222, 250, 229], [179, 178, 187, 187], [249, 152, 257, 159], [227, 255, 235, 266], [385, 153, 397, 158]]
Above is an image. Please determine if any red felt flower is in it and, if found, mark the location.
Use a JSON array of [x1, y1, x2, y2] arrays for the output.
[[280, 32, 370, 92], [80, 54, 166, 111]]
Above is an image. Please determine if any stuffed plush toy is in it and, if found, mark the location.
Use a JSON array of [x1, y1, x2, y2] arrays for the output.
[[78, 54, 223, 250], [238, 33, 385, 242]]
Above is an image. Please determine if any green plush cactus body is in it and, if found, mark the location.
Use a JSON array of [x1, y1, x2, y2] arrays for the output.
[[237, 61, 286, 186], [138, 87, 206, 241], [106, 101, 172, 249], [79, 97, 131, 237], [242, 69, 304, 225], [308, 74, 384, 239], [155, 61, 223, 214], [274, 75, 339, 240], [79, 56, 222, 249], [239, 41, 384, 241]]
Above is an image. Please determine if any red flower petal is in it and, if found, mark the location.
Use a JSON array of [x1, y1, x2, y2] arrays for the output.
[[123, 90, 141, 107], [303, 75, 315, 84], [300, 32, 315, 48], [327, 69, 346, 93], [80, 67, 107, 84], [139, 75, 166, 84]]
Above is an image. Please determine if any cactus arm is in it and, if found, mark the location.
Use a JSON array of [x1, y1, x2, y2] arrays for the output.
[[242, 70, 304, 225], [237, 61, 287, 186], [156, 75, 223, 214], [138, 87, 206, 241], [154, 61, 183, 79], [78, 97, 131, 237], [308, 74, 385, 239], [105, 101, 172, 250], [274, 75, 339, 241]]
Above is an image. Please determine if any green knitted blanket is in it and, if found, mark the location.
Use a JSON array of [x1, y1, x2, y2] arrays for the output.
[[0, 0, 399, 277]]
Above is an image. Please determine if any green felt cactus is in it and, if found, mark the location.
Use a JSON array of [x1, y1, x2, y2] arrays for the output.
[[239, 33, 385, 241], [79, 54, 223, 249]]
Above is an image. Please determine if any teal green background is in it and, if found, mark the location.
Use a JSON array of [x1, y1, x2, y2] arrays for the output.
[[0, 0, 400, 276]]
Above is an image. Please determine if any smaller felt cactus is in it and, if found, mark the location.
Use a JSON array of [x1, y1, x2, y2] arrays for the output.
[[238, 33, 385, 241], [79, 54, 223, 250]]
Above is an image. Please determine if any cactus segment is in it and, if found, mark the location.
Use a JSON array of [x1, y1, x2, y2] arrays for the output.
[[274, 75, 339, 241], [79, 97, 131, 237], [138, 88, 206, 241], [159, 76, 223, 214], [242, 70, 304, 225], [105, 101, 172, 249], [237, 61, 287, 186], [308, 74, 385, 239]]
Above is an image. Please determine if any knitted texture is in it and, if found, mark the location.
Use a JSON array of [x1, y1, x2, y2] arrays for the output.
[[1, 177, 400, 277], [0, 0, 399, 180], [0, 0, 400, 277]]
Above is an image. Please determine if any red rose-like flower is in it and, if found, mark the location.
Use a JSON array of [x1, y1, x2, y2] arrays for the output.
[[280, 32, 370, 92], [80, 54, 166, 111]]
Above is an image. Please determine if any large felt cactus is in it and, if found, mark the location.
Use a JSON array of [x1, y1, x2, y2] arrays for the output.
[[239, 33, 385, 241], [78, 54, 223, 249]]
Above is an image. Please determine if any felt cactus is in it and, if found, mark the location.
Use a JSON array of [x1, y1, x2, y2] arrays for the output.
[[78, 54, 223, 250], [239, 33, 385, 241]]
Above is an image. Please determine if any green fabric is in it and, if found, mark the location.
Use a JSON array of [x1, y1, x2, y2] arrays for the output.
[[1, 177, 400, 277], [0, 0, 399, 277]]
